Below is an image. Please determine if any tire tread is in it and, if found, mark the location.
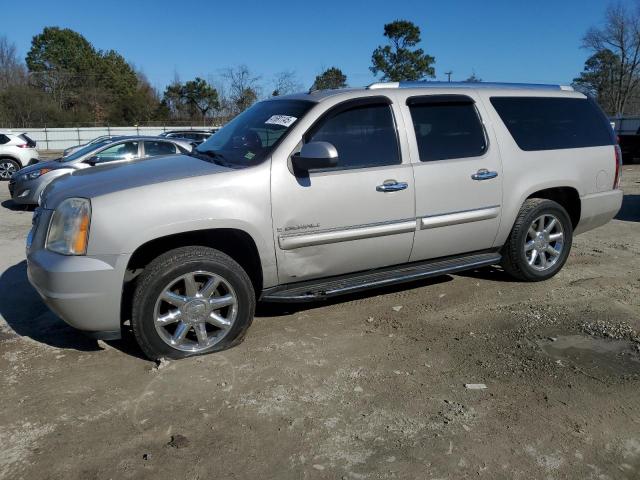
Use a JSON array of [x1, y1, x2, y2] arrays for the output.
[[501, 198, 572, 282], [131, 246, 255, 360]]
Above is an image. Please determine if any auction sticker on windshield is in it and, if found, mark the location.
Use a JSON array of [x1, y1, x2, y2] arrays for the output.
[[265, 115, 297, 127]]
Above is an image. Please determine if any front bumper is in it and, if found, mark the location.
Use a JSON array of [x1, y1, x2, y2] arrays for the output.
[[27, 248, 129, 337], [10, 177, 44, 205]]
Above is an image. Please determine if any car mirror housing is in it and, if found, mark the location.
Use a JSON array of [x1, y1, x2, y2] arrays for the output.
[[291, 141, 339, 171]]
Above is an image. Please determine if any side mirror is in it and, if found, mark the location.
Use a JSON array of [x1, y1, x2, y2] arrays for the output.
[[292, 141, 339, 171], [86, 155, 99, 166]]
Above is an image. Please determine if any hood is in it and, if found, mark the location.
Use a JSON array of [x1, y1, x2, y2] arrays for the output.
[[42, 154, 231, 209], [16, 159, 64, 176]]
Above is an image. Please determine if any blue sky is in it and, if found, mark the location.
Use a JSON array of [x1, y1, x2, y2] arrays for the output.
[[1, 0, 632, 93]]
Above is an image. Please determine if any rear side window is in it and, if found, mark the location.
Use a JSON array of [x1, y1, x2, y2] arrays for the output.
[[306, 103, 400, 170], [408, 97, 487, 161], [490, 97, 615, 151], [145, 141, 177, 156], [0, 134, 10, 145]]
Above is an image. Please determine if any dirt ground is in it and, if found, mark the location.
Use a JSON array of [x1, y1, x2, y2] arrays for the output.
[[1, 165, 639, 480]]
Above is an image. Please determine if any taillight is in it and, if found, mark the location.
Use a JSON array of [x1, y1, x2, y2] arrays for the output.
[[614, 144, 622, 189], [17, 143, 29, 149]]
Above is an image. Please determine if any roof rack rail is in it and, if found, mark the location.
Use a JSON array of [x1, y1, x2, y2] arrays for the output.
[[367, 81, 574, 92]]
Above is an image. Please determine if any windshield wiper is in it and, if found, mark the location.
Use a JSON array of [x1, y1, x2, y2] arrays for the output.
[[193, 149, 230, 167]]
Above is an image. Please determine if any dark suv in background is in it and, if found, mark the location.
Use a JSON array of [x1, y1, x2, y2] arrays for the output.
[[159, 129, 217, 145]]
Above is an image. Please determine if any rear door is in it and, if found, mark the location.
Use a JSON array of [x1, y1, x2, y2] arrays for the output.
[[400, 93, 503, 261]]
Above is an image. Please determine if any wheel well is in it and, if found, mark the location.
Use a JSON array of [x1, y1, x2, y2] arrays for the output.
[[527, 187, 581, 228], [0, 155, 20, 164], [121, 229, 263, 325]]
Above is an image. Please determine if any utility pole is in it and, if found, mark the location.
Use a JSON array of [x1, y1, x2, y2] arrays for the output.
[[444, 71, 453, 82]]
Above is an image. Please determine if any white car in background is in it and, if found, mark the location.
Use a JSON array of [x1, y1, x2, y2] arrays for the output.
[[0, 131, 40, 179]]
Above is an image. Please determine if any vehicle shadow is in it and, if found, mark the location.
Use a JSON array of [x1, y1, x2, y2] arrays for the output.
[[0, 260, 150, 358], [616, 194, 640, 222], [455, 264, 515, 282], [1, 199, 33, 212], [0, 260, 100, 351]]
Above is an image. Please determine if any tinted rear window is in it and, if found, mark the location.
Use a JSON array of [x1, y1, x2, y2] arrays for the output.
[[490, 97, 615, 151], [408, 98, 487, 161]]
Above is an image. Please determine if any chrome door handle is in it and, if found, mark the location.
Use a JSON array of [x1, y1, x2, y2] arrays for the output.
[[376, 181, 408, 192], [471, 169, 498, 181]]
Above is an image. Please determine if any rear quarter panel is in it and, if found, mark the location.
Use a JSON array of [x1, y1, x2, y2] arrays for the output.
[[476, 90, 617, 246]]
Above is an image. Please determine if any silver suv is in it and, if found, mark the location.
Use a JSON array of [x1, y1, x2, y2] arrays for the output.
[[26, 82, 623, 360], [0, 131, 40, 179]]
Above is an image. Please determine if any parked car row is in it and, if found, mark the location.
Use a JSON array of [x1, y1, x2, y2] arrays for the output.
[[159, 129, 217, 145], [60, 130, 216, 158], [8, 136, 194, 205]]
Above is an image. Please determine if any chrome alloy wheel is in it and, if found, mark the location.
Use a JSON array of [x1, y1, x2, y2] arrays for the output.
[[153, 271, 238, 352], [0, 161, 17, 179], [524, 214, 564, 271]]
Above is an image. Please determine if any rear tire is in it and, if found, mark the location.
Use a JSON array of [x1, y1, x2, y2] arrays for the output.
[[501, 199, 573, 282], [0, 158, 20, 180], [131, 246, 255, 360]]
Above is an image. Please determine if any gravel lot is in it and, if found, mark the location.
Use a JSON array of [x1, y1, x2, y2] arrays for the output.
[[1, 165, 639, 479]]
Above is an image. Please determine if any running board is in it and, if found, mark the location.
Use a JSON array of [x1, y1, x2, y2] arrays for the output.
[[261, 251, 501, 302]]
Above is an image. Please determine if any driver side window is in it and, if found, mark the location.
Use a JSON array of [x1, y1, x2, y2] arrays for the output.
[[306, 103, 400, 170], [93, 142, 139, 163]]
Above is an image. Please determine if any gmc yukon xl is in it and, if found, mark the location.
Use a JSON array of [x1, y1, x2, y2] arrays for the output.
[[26, 82, 623, 359]]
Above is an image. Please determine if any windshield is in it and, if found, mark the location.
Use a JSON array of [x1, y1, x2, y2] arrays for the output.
[[196, 99, 314, 166], [60, 139, 113, 162]]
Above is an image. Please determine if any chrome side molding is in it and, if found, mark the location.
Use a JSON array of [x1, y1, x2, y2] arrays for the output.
[[278, 219, 417, 250], [420, 206, 500, 230], [278, 205, 501, 250]]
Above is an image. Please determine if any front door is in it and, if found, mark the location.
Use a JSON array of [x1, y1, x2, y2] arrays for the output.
[[399, 93, 503, 261], [271, 97, 415, 284]]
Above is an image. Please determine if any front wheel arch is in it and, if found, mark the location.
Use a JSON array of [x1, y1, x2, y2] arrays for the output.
[[121, 229, 263, 329]]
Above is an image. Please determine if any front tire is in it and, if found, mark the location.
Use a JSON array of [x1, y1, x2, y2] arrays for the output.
[[501, 199, 573, 282], [132, 246, 255, 360]]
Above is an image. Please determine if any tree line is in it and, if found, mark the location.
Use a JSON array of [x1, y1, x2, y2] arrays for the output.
[[5, 7, 640, 129], [573, 2, 640, 116], [0, 20, 454, 128], [5, 6, 637, 129]]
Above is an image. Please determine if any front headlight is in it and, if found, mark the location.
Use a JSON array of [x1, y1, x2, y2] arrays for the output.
[[46, 198, 91, 255], [27, 168, 52, 180]]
